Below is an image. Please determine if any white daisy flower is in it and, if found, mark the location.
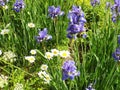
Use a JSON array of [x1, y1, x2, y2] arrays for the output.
[[51, 49, 59, 56], [30, 49, 36, 55], [41, 64, 48, 71], [3, 51, 16, 62], [25, 56, 35, 63], [45, 52, 53, 60], [0, 74, 8, 88], [14, 83, 24, 90], [43, 74, 51, 84], [38, 71, 47, 78], [59, 50, 70, 58], [28, 23, 35, 28], [1, 29, 10, 35], [3, 5, 8, 10]]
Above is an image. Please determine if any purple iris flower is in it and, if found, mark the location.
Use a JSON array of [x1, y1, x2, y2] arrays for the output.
[[67, 5, 86, 39], [114, 0, 120, 6], [68, 6, 86, 24], [36, 28, 52, 42], [110, 0, 120, 22], [67, 33, 77, 39], [0, 0, 5, 6], [118, 35, 120, 44], [90, 0, 100, 7], [112, 47, 120, 61], [112, 14, 117, 22], [0, 0, 9, 6], [67, 24, 81, 34], [86, 84, 95, 90], [62, 60, 80, 80], [13, 0, 25, 12], [48, 6, 64, 19]]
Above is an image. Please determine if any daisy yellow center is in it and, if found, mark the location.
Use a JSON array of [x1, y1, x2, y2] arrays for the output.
[[29, 58, 34, 61], [30, 24, 34, 26], [42, 66, 47, 69], [45, 76, 50, 80], [31, 50, 36, 54], [62, 52, 67, 57], [53, 51, 57, 54], [47, 55, 51, 58]]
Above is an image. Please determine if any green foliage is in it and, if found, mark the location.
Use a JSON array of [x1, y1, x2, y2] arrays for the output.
[[0, 0, 120, 90]]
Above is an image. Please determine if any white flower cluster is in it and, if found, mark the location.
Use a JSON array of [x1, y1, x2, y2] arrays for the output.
[[2, 5, 8, 10], [0, 23, 11, 35], [25, 49, 37, 63], [27, 23, 35, 28], [14, 83, 24, 90], [2, 51, 16, 62], [0, 29, 10, 35], [0, 74, 8, 88], [45, 49, 70, 60], [38, 64, 51, 84]]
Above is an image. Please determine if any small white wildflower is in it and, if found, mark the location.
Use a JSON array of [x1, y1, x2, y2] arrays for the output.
[[25, 56, 35, 63], [45, 52, 53, 60], [59, 50, 70, 58], [0, 74, 8, 88], [43, 74, 51, 84], [41, 64, 48, 71], [51, 49, 59, 56], [1, 29, 10, 35], [0, 50, 2, 55], [14, 83, 24, 90], [38, 71, 47, 78], [28, 23, 35, 28], [3, 5, 8, 10], [3, 51, 16, 62], [30, 49, 36, 55]]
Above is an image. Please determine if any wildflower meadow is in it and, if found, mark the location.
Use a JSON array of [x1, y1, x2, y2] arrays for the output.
[[0, 0, 120, 90]]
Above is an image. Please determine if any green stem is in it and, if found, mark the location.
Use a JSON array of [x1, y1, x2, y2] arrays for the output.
[[0, 59, 34, 77], [53, 18, 58, 47], [69, 80, 74, 90], [41, 41, 46, 53]]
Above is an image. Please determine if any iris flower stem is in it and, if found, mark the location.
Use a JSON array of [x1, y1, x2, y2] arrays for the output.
[[69, 81, 73, 90], [53, 18, 58, 47], [41, 41, 46, 53], [69, 39, 75, 57], [63, 81, 68, 90]]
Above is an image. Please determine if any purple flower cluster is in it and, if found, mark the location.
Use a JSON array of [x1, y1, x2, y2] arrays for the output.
[[118, 35, 120, 44], [48, 6, 64, 19], [112, 35, 120, 61], [13, 0, 25, 12], [0, 0, 9, 6], [90, 0, 100, 7], [112, 47, 120, 61], [111, 0, 120, 22], [36, 28, 52, 42], [62, 60, 80, 80], [67, 6, 86, 39]]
